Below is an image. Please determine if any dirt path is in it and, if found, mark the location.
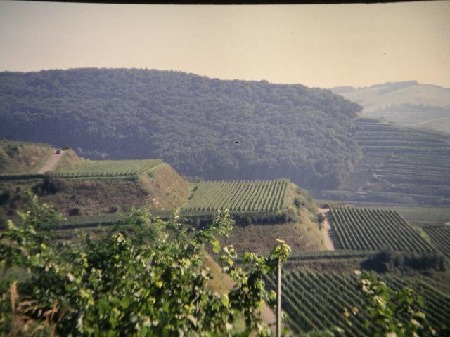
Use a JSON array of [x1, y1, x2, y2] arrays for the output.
[[318, 208, 335, 251], [38, 150, 64, 173]]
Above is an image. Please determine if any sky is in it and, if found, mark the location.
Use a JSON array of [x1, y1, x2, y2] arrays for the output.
[[0, 1, 449, 88]]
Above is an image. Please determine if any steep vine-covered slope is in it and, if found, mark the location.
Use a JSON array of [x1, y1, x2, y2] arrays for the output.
[[0, 68, 361, 192], [323, 118, 450, 206]]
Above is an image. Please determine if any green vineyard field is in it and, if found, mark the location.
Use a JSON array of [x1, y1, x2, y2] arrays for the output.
[[266, 270, 450, 336], [322, 118, 450, 206], [50, 159, 163, 178], [328, 207, 435, 252], [423, 225, 450, 259], [183, 179, 289, 215]]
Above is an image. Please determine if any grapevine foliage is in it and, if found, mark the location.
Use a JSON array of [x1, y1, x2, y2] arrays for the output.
[[350, 271, 437, 337], [0, 195, 290, 336]]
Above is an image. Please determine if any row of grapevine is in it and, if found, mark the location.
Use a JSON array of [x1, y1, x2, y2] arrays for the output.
[[328, 207, 434, 253], [266, 270, 450, 336], [287, 250, 379, 261], [331, 118, 450, 206], [51, 159, 163, 177], [46, 213, 124, 230], [183, 179, 289, 214], [423, 225, 450, 258], [48, 171, 138, 179], [179, 209, 285, 219], [0, 173, 45, 181]]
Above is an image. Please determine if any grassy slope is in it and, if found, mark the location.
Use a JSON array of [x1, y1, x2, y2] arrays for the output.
[[51, 148, 84, 170], [37, 166, 190, 218], [39, 178, 150, 217], [139, 163, 190, 211], [224, 183, 324, 255], [0, 140, 56, 224], [0, 143, 191, 222], [225, 208, 323, 256], [0, 139, 54, 174]]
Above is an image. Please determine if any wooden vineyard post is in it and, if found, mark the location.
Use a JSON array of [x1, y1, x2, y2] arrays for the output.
[[274, 238, 289, 337], [277, 257, 282, 337]]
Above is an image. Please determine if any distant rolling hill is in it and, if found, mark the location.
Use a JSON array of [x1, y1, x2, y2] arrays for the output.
[[332, 81, 450, 134]]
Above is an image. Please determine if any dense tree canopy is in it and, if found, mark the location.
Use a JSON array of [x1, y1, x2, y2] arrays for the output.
[[0, 68, 362, 192]]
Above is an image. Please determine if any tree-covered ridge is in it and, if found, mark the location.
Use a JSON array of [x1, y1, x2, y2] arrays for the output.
[[0, 68, 362, 192]]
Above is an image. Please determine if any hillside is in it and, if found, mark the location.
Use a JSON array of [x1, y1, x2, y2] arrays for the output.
[[0, 139, 324, 255], [332, 81, 450, 133], [3, 70, 450, 206], [322, 118, 450, 206], [0, 141, 190, 222], [267, 269, 450, 337], [2, 140, 450, 336], [0, 68, 361, 193], [270, 204, 450, 336], [0, 139, 54, 173], [184, 180, 324, 255]]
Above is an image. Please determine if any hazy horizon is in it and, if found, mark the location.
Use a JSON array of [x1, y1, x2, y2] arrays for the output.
[[1, 1, 449, 89]]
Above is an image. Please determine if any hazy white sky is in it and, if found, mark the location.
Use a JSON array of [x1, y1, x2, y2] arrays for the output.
[[1, 1, 449, 88]]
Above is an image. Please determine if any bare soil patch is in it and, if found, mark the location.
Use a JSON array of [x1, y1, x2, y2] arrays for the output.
[[318, 208, 335, 251]]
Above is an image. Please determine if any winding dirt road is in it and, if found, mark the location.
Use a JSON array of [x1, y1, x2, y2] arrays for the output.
[[38, 150, 64, 173]]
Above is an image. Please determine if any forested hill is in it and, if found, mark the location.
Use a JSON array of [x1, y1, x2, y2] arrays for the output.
[[0, 68, 361, 192]]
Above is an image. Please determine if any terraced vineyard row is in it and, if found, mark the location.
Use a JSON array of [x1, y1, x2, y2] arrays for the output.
[[423, 225, 450, 259], [183, 179, 289, 214], [351, 119, 450, 194], [328, 207, 435, 252], [322, 118, 450, 206], [50, 159, 163, 177], [266, 270, 450, 336]]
